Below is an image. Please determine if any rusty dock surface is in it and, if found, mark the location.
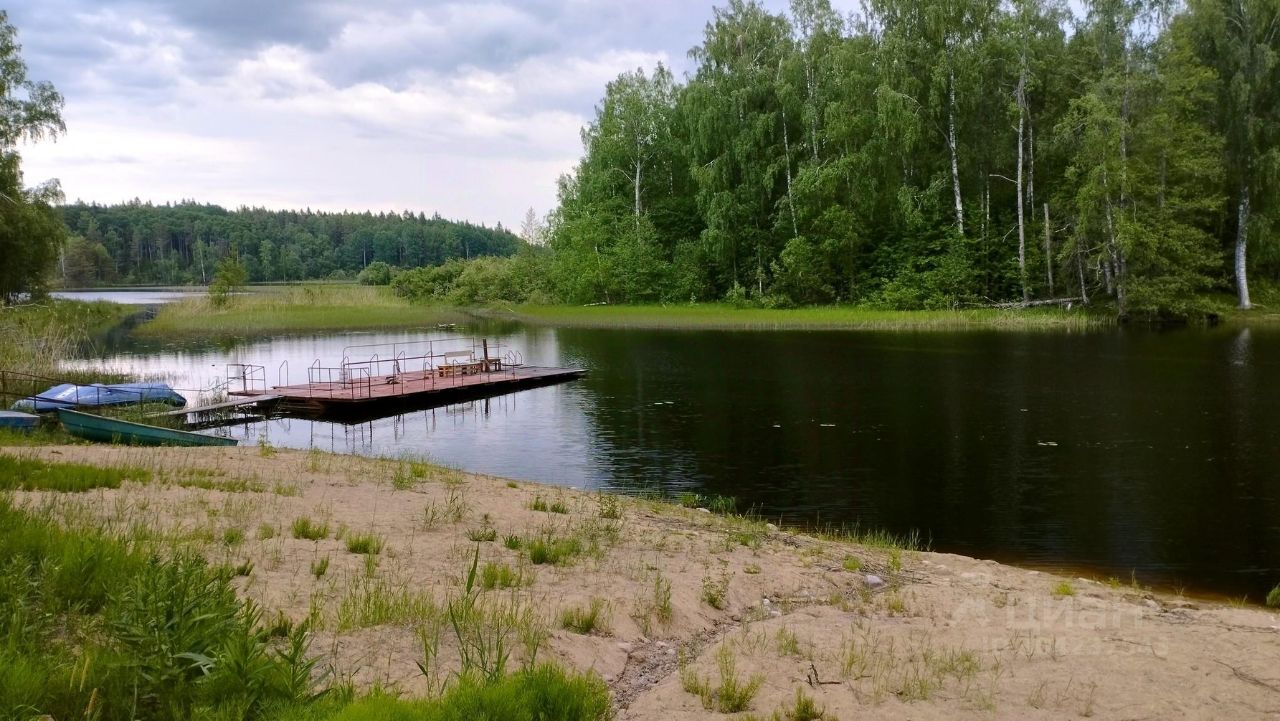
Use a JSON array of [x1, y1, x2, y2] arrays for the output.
[[230, 364, 585, 420]]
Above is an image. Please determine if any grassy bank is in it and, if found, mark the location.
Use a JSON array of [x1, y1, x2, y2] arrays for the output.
[[137, 285, 466, 338], [4, 443, 1279, 720], [501, 303, 1110, 331], [0, 300, 133, 387]]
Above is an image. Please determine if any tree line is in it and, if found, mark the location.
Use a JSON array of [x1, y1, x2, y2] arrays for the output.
[[524, 0, 1277, 315], [57, 202, 522, 287]]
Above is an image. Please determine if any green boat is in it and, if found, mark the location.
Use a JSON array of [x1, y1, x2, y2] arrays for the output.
[[57, 408, 238, 447]]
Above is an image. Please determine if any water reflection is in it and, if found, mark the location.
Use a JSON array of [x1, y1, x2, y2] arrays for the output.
[[66, 319, 1280, 599]]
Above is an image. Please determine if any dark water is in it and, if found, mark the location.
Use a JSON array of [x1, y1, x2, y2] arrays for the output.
[[71, 318, 1280, 600]]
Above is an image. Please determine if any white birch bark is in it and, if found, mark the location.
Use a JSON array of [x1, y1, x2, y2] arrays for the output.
[[1236, 185, 1252, 309], [1043, 203, 1053, 297], [948, 70, 964, 236]]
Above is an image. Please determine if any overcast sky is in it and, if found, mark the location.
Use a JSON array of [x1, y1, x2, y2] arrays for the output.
[[11, 0, 860, 230]]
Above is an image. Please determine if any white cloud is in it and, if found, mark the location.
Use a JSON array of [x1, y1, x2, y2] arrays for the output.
[[10, 0, 838, 227]]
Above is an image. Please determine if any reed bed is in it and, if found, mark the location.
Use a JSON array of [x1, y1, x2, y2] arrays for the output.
[[507, 303, 1110, 332], [138, 284, 467, 337], [0, 300, 131, 383]]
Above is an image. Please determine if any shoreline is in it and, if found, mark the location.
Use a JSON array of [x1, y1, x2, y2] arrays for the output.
[[4, 443, 1278, 720]]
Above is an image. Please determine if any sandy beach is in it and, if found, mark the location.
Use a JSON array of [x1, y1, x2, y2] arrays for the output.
[[8, 444, 1280, 720]]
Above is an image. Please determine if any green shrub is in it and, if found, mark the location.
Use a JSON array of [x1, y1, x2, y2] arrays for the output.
[[0, 499, 323, 721], [1267, 583, 1280, 609]]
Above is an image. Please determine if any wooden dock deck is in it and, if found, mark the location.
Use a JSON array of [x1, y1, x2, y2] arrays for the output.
[[230, 365, 584, 419]]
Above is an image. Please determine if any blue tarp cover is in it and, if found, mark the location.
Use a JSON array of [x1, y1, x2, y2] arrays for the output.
[[11, 383, 186, 412]]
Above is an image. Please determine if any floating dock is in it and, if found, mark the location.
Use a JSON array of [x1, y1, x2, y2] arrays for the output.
[[225, 338, 584, 421]]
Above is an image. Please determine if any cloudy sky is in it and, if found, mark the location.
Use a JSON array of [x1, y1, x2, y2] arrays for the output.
[[11, 0, 857, 230]]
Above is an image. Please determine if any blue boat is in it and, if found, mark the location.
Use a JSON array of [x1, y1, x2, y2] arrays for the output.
[[11, 383, 187, 413], [0, 410, 39, 432]]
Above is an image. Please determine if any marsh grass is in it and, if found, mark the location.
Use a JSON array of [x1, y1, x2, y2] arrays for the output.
[[0, 300, 131, 381], [1268, 583, 1280, 609], [0, 453, 150, 492], [512, 303, 1107, 332], [139, 285, 466, 337]]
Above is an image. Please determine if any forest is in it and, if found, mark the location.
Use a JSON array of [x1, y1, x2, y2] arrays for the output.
[[520, 0, 1278, 315], [56, 202, 522, 286], [42, 0, 1280, 318]]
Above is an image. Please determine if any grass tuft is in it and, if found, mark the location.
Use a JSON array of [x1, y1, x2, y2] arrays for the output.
[[559, 598, 609, 635], [292, 516, 330, 541], [345, 532, 385, 555]]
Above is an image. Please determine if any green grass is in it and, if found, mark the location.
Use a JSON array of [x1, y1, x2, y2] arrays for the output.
[[1266, 583, 1280, 609], [559, 598, 609, 635], [480, 561, 525, 590], [0, 498, 321, 721], [0, 299, 133, 382], [0, 453, 151, 492], [137, 284, 467, 337], [506, 303, 1108, 332], [310, 556, 330, 579], [680, 645, 764, 713], [310, 664, 610, 721], [1052, 580, 1076, 597], [525, 535, 585, 566], [292, 516, 331, 541], [345, 532, 385, 555]]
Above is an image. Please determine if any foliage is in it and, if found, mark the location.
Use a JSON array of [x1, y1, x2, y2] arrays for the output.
[[0, 499, 323, 721], [530, 0, 1280, 317], [356, 260, 395, 286], [314, 664, 610, 721], [57, 201, 521, 286], [209, 251, 249, 307], [0, 11, 67, 304]]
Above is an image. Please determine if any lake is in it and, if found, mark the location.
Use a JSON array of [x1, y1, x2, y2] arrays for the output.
[[69, 308, 1280, 601]]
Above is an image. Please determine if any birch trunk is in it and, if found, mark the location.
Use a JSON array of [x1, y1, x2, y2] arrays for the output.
[[1027, 119, 1035, 215], [782, 108, 799, 238], [1015, 64, 1028, 304], [634, 158, 643, 230], [1236, 185, 1252, 309], [948, 70, 965, 236], [1043, 203, 1053, 297], [1076, 238, 1089, 304]]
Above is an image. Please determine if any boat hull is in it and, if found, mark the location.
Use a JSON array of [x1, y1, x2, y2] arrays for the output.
[[0, 410, 39, 432], [57, 409, 237, 447]]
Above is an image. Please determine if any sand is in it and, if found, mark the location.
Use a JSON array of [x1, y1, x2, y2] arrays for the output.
[[8, 444, 1280, 720]]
